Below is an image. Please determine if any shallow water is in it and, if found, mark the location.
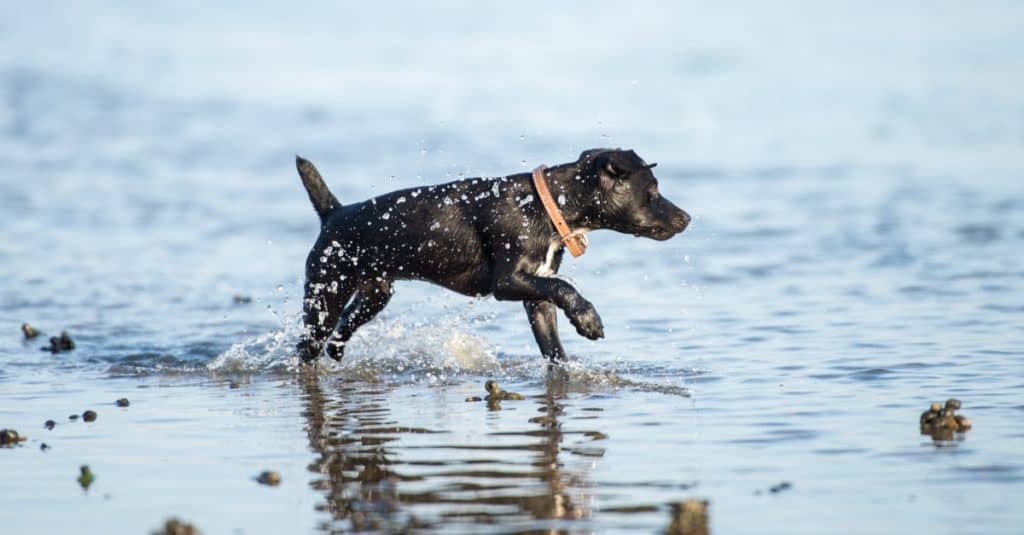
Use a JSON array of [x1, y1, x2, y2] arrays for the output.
[[2, 1, 1024, 533]]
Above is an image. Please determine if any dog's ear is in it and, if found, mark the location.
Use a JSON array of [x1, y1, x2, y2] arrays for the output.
[[604, 158, 627, 178], [596, 149, 632, 179]]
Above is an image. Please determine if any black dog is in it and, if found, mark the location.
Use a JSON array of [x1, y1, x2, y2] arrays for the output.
[[295, 148, 689, 363]]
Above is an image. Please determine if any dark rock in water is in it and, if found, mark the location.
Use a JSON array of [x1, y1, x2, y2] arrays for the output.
[[920, 398, 972, 440], [482, 380, 525, 401], [45, 331, 75, 353], [82, 410, 97, 422], [1, 429, 26, 445], [116, 398, 130, 407], [464, 396, 482, 402], [256, 471, 281, 486], [21, 323, 40, 339], [769, 481, 793, 493], [153, 518, 202, 535], [232, 295, 253, 304], [667, 499, 709, 535], [69, 414, 79, 421], [40, 443, 50, 451], [77, 465, 95, 489], [44, 420, 56, 430]]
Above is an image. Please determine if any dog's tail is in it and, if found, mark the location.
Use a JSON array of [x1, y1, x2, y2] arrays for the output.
[[295, 155, 340, 220]]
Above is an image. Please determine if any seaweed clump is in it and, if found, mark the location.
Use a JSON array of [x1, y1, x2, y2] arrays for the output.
[[920, 398, 971, 442]]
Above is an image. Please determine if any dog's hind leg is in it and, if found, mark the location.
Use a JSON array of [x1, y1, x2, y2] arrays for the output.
[[324, 278, 394, 360], [298, 275, 357, 363], [524, 300, 566, 362]]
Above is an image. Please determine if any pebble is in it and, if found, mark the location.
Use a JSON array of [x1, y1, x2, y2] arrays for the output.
[[69, 414, 79, 421], [21, 323, 40, 339], [256, 471, 281, 486], [40, 443, 50, 451], [769, 481, 793, 493], [481, 380, 525, 402], [116, 398, 130, 407], [920, 398, 971, 437], [232, 295, 253, 304], [82, 410, 97, 422], [77, 465, 95, 489], [44, 420, 56, 430], [1, 429, 26, 445], [154, 518, 202, 535], [46, 331, 75, 353], [667, 499, 709, 535]]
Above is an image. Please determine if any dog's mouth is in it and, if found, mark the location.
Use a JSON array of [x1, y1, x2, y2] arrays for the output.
[[633, 225, 676, 241]]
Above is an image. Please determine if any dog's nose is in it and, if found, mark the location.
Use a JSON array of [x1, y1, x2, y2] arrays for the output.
[[672, 210, 691, 232]]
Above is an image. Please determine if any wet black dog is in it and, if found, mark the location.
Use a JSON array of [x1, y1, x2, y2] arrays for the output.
[[295, 148, 689, 363]]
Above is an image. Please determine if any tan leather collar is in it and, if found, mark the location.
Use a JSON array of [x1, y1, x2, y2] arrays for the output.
[[532, 165, 587, 257]]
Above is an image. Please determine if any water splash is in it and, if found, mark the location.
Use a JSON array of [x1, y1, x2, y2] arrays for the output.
[[206, 310, 689, 396]]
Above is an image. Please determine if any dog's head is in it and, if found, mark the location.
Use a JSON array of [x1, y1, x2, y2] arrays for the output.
[[577, 148, 690, 241]]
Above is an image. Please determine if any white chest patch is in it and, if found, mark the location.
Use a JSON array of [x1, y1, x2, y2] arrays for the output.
[[535, 241, 560, 277]]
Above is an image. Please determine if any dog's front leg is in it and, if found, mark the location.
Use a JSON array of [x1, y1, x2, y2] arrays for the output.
[[494, 271, 604, 340], [524, 300, 567, 361]]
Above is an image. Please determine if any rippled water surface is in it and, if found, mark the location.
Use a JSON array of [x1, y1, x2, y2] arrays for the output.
[[2, 1, 1024, 533]]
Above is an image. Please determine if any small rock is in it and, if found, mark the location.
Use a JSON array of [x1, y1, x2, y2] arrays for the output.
[[667, 499, 709, 535], [153, 518, 202, 535], [232, 295, 253, 304], [40, 443, 50, 451], [482, 380, 525, 401], [769, 482, 793, 493], [44, 420, 56, 430], [21, 323, 40, 339], [920, 398, 972, 439], [256, 471, 281, 486], [78, 465, 95, 489], [1, 429, 26, 445], [46, 331, 75, 353], [82, 410, 97, 422], [116, 398, 130, 407], [69, 414, 79, 421], [465, 396, 482, 402]]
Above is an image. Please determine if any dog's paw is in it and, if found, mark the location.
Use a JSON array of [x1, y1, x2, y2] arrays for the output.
[[568, 300, 604, 340], [324, 338, 345, 361], [296, 338, 323, 363]]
